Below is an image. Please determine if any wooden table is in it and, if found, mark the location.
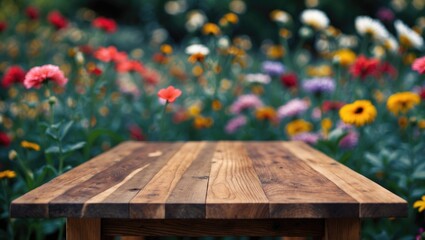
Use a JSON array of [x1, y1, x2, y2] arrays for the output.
[[10, 141, 407, 239]]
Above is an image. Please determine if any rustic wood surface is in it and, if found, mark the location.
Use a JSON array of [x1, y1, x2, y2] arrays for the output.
[[10, 141, 407, 219]]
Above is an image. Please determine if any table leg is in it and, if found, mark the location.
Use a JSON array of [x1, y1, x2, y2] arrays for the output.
[[66, 218, 101, 240], [324, 219, 360, 240]]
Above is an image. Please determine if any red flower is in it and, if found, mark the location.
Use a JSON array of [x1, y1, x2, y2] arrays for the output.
[[152, 53, 168, 64], [418, 87, 425, 100], [0, 132, 11, 147], [2, 66, 26, 88], [25, 6, 39, 20], [79, 45, 94, 55], [92, 17, 117, 33], [116, 60, 145, 73], [349, 55, 379, 79], [280, 73, 298, 88], [88, 66, 103, 76], [157, 86, 182, 103], [93, 46, 127, 63], [129, 125, 145, 141], [47, 11, 68, 30], [412, 56, 425, 74], [0, 21, 7, 32], [142, 69, 160, 85], [24, 64, 68, 89], [322, 100, 345, 113], [379, 62, 397, 78]]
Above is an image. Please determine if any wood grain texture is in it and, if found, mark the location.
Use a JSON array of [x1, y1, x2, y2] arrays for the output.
[[10, 141, 143, 218], [325, 218, 360, 240], [11, 141, 407, 221], [165, 142, 216, 218], [245, 142, 358, 218], [283, 141, 407, 218], [49, 142, 183, 218], [206, 141, 269, 218], [102, 219, 324, 237], [130, 142, 207, 218], [66, 218, 100, 240]]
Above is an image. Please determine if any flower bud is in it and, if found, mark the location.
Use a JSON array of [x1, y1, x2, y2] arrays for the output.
[[8, 150, 17, 160]]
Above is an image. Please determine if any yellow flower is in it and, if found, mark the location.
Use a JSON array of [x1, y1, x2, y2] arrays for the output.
[[414, 196, 425, 212], [255, 106, 277, 121], [387, 92, 420, 116], [187, 104, 202, 117], [321, 118, 333, 135], [339, 100, 377, 127], [0, 170, 16, 179], [418, 120, 425, 129], [333, 49, 356, 67], [21, 140, 40, 151], [285, 119, 312, 137], [160, 44, 173, 55], [212, 100, 222, 111], [193, 116, 213, 129], [202, 23, 221, 36], [306, 65, 333, 77], [267, 45, 285, 59], [220, 13, 238, 26]]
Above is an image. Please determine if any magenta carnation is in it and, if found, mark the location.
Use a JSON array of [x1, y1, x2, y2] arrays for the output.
[[277, 98, 309, 120], [412, 56, 425, 74], [229, 94, 263, 114], [225, 115, 247, 134], [24, 64, 68, 89]]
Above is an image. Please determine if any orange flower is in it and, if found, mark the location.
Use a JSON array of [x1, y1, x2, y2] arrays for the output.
[[157, 86, 182, 103]]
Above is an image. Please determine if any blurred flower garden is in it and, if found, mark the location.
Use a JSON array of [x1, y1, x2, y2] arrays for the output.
[[1, 0, 425, 239]]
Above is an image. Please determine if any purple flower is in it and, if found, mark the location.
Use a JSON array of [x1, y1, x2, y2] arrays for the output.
[[302, 77, 335, 95], [339, 131, 359, 149], [277, 98, 309, 120], [261, 61, 285, 76], [225, 115, 247, 134], [230, 94, 263, 114], [292, 132, 320, 145]]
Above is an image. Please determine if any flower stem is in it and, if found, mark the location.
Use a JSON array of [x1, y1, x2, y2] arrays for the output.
[[159, 101, 169, 140]]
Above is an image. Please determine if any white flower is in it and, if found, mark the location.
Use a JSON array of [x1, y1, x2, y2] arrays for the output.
[[394, 20, 424, 49], [300, 9, 329, 30], [185, 10, 207, 32], [245, 73, 271, 84], [271, 10, 292, 24], [185, 44, 210, 55], [355, 16, 389, 41]]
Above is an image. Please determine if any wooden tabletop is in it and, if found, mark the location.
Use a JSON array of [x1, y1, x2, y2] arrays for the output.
[[10, 141, 407, 219]]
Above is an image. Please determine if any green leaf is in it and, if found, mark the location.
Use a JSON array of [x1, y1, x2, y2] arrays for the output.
[[63, 142, 86, 153], [59, 121, 74, 140], [45, 146, 60, 154]]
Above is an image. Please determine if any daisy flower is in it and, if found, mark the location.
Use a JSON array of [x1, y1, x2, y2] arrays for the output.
[[185, 44, 210, 63], [245, 73, 271, 84], [355, 16, 389, 41], [285, 119, 312, 137], [394, 20, 424, 49], [300, 9, 329, 30]]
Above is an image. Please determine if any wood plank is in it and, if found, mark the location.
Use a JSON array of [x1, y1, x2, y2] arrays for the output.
[[130, 142, 207, 218], [10, 141, 143, 218], [49, 142, 183, 218], [283, 141, 407, 218], [206, 141, 269, 218], [325, 219, 360, 240], [165, 142, 217, 218], [245, 142, 358, 218], [102, 219, 324, 237], [66, 218, 100, 240]]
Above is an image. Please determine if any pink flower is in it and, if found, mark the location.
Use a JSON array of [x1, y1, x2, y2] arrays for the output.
[[277, 98, 309, 120], [93, 46, 127, 63], [339, 131, 359, 149], [412, 56, 425, 74], [24, 65, 68, 89], [225, 115, 247, 134], [157, 86, 182, 103], [2, 66, 26, 88], [291, 132, 320, 145], [229, 94, 263, 114]]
